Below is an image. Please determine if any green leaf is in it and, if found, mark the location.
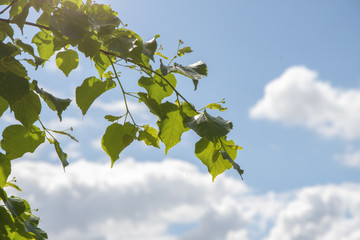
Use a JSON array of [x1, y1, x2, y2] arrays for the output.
[[4, 182, 22, 191], [62, 0, 82, 8], [92, 51, 112, 78], [201, 103, 227, 112], [0, 96, 9, 117], [9, 0, 27, 18], [0, 206, 15, 240], [87, 3, 121, 36], [50, 7, 90, 40], [195, 137, 232, 181], [76, 76, 116, 115], [138, 71, 176, 104], [11, 91, 41, 129], [185, 110, 233, 140], [137, 92, 163, 119], [1, 125, 45, 160], [180, 102, 198, 118], [14, 38, 35, 57], [53, 140, 69, 170], [157, 102, 188, 154], [138, 125, 159, 148], [0, 42, 18, 59], [0, 56, 27, 77], [177, 46, 193, 57], [101, 122, 137, 167], [33, 81, 71, 121], [0, 72, 29, 105], [220, 150, 244, 179], [106, 29, 143, 62], [0, 154, 11, 188], [0, 22, 14, 41], [104, 115, 122, 122], [143, 35, 159, 61], [12, 3, 30, 33], [56, 49, 79, 76], [51, 129, 78, 142], [78, 35, 101, 58], [24, 216, 48, 240], [160, 60, 207, 90], [155, 52, 169, 60], [5, 197, 26, 217], [32, 31, 54, 60]]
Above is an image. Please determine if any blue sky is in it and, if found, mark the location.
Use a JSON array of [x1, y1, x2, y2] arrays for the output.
[[2, 0, 360, 239]]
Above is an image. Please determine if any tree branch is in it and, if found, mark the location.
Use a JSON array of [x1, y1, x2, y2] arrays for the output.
[[0, 0, 18, 15]]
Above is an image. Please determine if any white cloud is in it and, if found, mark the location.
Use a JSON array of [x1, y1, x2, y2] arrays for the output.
[[335, 150, 360, 169], [249, 66, 360, 140], [6, 159, 360, 240]]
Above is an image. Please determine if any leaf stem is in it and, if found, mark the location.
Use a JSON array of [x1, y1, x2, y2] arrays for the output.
[[106, 54, 137, 127]]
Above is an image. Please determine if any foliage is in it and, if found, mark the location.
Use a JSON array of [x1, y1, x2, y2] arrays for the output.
[[0, 0, 244, 238]]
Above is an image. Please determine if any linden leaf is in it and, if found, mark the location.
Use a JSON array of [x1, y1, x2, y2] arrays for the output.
[[5, 197, 25, 217], [160, 60, 207, 90], [101, 122, 137, 167], [138, 125, 159, 148], [157, 102, 188, 154], [185, 110, 233, 140], [11, 91, 41, 129], [0, 154, 11, 188], [138, 71, 176, 104], [53, 140, 69, 170], [0, 72, 29, 105], [32, 31, 54, 60], [195, 137, 232, 181], [56, 49, 79, 77], [33, 81, 71, 121], [0, 96, 9, 117], [76, 76, 116, 115], [1, 125, 45, 160], [143, 35, 159, 61]]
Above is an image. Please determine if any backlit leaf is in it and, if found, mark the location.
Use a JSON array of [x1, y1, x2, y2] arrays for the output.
[[33, 80, 71, 121], [11, 91, 41, 129], [195, 137, 232, 181], [87, 3, 121, 36], [104, 115, 122, 122], [137, 92, 163, 119], [11, 3, 30, 32], [32, 31, 54, 60], [177, 46, 193, 57], [138, 125, 159, 148], [185, 110, 232, 140], [0, 22, 14, 41], [53, 140, 69, 170], [50, 8, 89, 40], [101, 122, 137, 167], [78, 35, 101, 58], [92, 51, 112, 78], [157, 102, 188, 154], [0, 56, 27, 77], [1, 125, 45, 160], [56, 49, 79, 76], [76, 76, 116, 115], [0, 154, 11, 188], [0, 72, 29, 105], [138, 71, 176, 104], [0, 96, 8, 117], [0, 206, 15, 239]]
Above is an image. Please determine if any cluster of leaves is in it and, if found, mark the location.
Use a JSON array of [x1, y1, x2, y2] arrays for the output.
[[0, 0, 243, 238]]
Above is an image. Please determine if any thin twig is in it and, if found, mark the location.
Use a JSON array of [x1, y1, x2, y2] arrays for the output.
[[0, 18, 51, 30], [106, 54, 137, 126], [0, 0, 18, 15]]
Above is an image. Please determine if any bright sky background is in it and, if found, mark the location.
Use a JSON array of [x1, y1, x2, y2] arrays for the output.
[[2, 0, 360, 239]]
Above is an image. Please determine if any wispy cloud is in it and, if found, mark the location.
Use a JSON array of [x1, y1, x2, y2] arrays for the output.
[[249, 66, 360, 140], [335, 149, 360, 169], [8, 159, 360, 240]]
